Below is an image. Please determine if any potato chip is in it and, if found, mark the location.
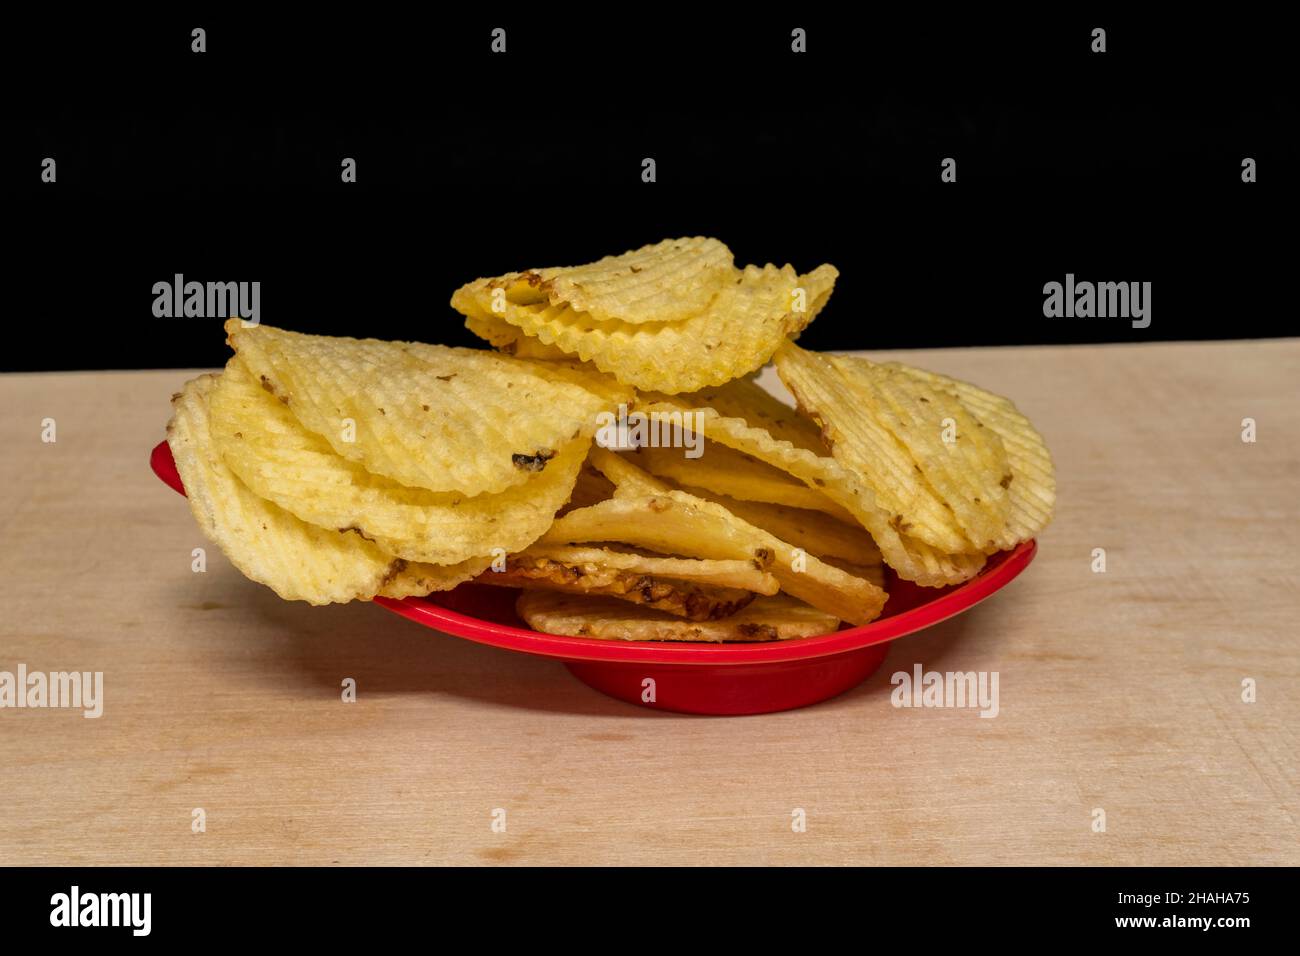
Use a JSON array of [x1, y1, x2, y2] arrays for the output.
[[673, 487, 883, 566], [587, 447, 673, 496], [224, 319, 624, 496], [459, 237, 736, 324], [539, 490, 887, 626], [643, 377, 828, 454], [836, 356, 1011, 551], [563, 463, 617, 513], [464, 313, 571, 360], [514, 545, 780, 594], [773, 343, 979, 553], [167, 374, 486, 605], [454, 262, 838, 393], [479, 555, 759, 621], [883, 362, 1056, 549], [209, 358, 587, 565], [636, 390, 986, 586], [627, 443, 854, 518], [517, 590, 841, 642]]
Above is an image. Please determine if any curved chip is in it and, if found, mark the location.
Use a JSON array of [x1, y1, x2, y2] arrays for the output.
[[517, 591, 841, 643], [627, 443, 854, 519], [167, 373, 487, 605], [637, 390, 986, 587], [539, 489, 887, 626], [455, 263, 838, 394], [209, 358, 588, 565], [882, 362, 1056, 549], [462, 237, 736, 324], [673, 488, 883, 567], [224, 319, 624, 496], [773, 344, 978, 553]]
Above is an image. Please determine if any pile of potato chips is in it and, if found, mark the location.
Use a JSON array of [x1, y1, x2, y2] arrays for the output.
[[167, 238, 1054, 641]]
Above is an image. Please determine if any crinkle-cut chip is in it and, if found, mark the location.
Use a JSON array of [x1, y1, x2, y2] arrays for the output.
[[626, 443, 854, 519], [465, 314, 572, 360], [773, 343, 976, 553], [209, 359, 587, 565], [833, 356, 1011, 551], [882, 362, 1056, 550], [454, 263, 838, 394], [513, 545, 780, 594], [643, 377, 828, 454], [539, 490, 887, 626], [166, 374, 485, 605], [223, 319, 622, 496], [479, 555, 759, 622], [517, 590, 841, 643], [636, 391, 985, 587], [674, 487, 883, 567], [463, 237, 737, 324]]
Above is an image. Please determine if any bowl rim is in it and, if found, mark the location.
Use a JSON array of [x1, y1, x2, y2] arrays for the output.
[[374, 541, 1035, 665]]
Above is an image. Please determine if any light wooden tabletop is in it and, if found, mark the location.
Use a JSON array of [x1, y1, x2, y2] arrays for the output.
[[1, 339, 1296, 866]]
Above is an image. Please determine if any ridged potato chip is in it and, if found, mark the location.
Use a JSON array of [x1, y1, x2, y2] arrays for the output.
[[539, 489, 887, 626], [455, 262, 838, 393], [225, 319, 625, 496], [167, 374, 487, 605], [517, 590, 840, 643], [883, 362, 1056, 549], [773, 344, 977, 553], [480, 555, 760, 621], [643, 377, 828, 454], [637, 390, 986, 586], [209, 358, 587, 565], [465, 237, 736, 324]]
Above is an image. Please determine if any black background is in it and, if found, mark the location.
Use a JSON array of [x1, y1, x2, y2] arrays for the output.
[[3, 11, 1294, 371]]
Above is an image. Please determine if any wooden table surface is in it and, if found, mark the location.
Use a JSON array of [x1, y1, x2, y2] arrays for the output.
[[2, 339, 1297, 866]]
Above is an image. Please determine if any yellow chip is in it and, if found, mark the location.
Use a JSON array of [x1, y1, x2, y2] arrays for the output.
[[627, 443, 854, 518], [587, 446, 673, 496], [644, 377, 828, 454], [455, 262, 838, 394], [637, 390, 986, 587], [773, 343, 978, 553], [539, 489, 887, 626], [167, 374, 486, 605], [225, 320, 626, 496], [883, 362, 1056, 549], [465, 237, 736, 324], [464, 313, 571, 360], [835, 355, 1012, 551], [674, 488, 882, 567], [209, 358, 587, 565], [517, 590, 840, 642]]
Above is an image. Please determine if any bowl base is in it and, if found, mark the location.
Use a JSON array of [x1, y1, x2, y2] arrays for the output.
[[565, 642, 891, 716]]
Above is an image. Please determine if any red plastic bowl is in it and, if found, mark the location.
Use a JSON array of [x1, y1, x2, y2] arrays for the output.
[[151, 440, 1035, 715]]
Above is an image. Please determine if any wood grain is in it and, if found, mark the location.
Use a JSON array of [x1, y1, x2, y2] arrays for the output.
[[1, 341, 1296, 865]]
